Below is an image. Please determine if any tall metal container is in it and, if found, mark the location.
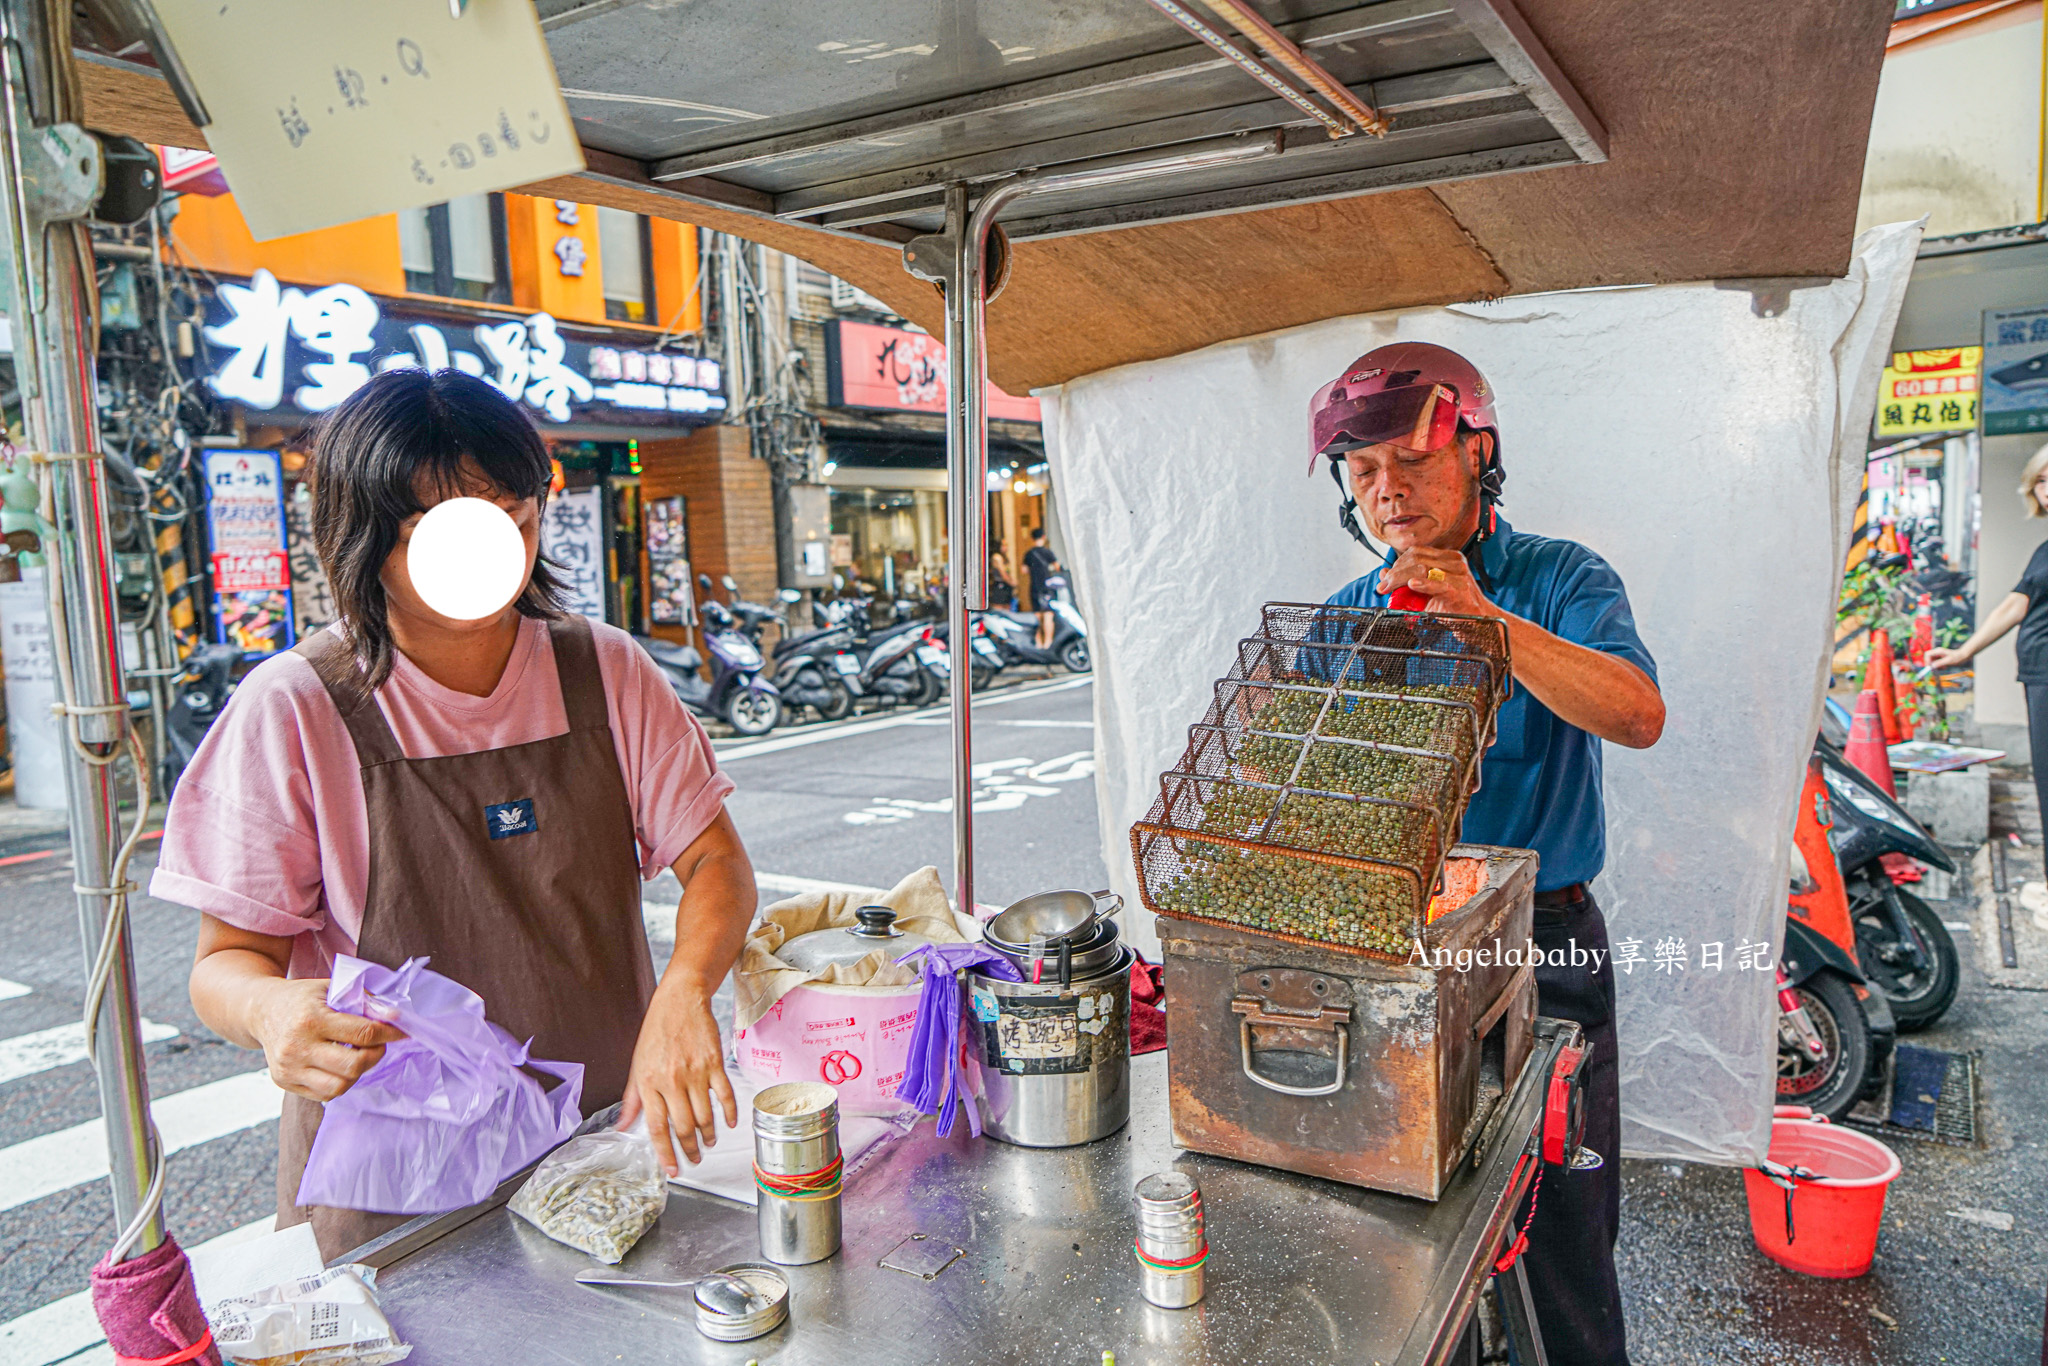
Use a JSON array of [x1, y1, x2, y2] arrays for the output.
[[1133, 1172, 1207, 1309], [967, 947, 1133, 1147], [752, 1082, 842, 1265]]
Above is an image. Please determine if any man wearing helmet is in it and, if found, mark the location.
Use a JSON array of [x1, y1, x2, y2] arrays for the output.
[[1312, 342, 1663, 1365]]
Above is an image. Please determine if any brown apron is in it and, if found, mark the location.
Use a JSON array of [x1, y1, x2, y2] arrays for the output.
[[275, 616, 654, 1259]]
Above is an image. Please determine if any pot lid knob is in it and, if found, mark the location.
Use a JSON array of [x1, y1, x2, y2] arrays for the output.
[[850, 905, 902, 938]]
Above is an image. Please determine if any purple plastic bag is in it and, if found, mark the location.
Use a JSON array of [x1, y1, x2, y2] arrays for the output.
[[892, 943, 1020, 1138], [298, 956, 585, 1214]]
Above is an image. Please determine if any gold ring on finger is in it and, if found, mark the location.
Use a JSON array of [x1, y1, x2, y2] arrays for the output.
[[1426, 567, 1447, 582]]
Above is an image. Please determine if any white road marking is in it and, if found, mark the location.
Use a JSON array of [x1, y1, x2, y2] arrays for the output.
[[0, 1217, 272, 1366], [844, 751, 1095, 826], [0, 1019, 180, 1088], [998, 719, 1094, 728], [0, 1069, 282, 1216], [713, 676, 1092, 762], [0, 980, 30, 1002], [1943, 920, 1971, 932]]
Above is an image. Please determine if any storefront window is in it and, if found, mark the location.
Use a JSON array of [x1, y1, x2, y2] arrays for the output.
[[398, 194, 509, 304], [598, 207, 653, 324], [830, 486, 946, 619]]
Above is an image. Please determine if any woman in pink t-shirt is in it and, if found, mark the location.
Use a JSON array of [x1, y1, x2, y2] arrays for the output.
[[157, 370, 752, 1257]]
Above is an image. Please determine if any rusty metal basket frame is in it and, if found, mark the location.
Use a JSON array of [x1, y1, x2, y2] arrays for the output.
[[1132, 603, 1511, 960]]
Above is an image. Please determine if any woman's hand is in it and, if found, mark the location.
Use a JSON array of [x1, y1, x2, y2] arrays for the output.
[[618, 981, 739, 1174], [249, 978, 407, 1102]]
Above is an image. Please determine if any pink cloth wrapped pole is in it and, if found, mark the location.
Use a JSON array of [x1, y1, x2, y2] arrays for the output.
[[88, 1234, 221, 1366]]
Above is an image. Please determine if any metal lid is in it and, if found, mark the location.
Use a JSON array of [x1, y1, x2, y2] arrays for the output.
[[693, 1263, 790, 1342], [777, 904, 932, 972]]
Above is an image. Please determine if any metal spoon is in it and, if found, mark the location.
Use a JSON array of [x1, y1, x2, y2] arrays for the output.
[[574, 1270, 767, 1315]]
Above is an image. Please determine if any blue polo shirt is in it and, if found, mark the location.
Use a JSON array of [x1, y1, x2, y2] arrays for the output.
[[1324, 518, 1656, 892]]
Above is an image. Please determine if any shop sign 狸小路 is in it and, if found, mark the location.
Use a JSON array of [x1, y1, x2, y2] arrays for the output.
[[1980, 305, 2048, 436], [824, 319, 1041, 422], [204, 449, 296, 658], [1875, 347, 1979, 437], [201, 268, 724, 428]]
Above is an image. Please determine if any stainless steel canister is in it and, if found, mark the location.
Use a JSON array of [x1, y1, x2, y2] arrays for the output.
[[1133, 1171, 1207, 1309], [968, 946, 1132, 1148], [753, 1081, 842, 1265]]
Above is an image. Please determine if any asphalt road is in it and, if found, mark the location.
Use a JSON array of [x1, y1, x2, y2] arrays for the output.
[[2, 678, 2044, 1363]]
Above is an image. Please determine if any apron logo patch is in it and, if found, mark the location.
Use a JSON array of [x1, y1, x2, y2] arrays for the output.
[[485, 798, 538, 840]]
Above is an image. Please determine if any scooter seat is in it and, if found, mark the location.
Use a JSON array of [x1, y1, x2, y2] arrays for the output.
[[638, 636, 703, 671]]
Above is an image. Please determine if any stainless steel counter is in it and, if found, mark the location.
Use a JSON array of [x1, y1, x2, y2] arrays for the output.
[[355, 1025, 1570, 1365]]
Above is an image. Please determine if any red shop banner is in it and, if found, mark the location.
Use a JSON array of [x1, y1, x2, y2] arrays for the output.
[[211, 548, 290, 593], [825, 319, 1042, 422]]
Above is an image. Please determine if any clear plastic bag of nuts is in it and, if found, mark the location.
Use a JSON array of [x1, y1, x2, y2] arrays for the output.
[[509, 1129, 668, 1264]]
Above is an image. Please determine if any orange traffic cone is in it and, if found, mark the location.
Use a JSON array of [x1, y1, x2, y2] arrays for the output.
[[1864, 629, 1903, 745], [1844, 689, 1897, 797]]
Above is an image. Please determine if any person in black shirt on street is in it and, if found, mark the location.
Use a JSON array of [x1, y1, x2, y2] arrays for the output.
[[1929, 444, 2048, 910], [1022, 527, 1060, 649]]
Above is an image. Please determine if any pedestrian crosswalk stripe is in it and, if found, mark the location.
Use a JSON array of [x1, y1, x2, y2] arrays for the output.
[[0, 980, 29, 1002], [0, 1019, 180, 1088], [0, 1069, 281, 1215], [0, 1216, 272, 1366]]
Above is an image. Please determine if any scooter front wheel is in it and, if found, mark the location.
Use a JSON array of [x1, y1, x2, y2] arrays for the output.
[[1059, 638, 1091, 673], [1775, 969, 1872, 1123], [725, 686, 782, 737], [1854, 886, 1959, 1032], [817, 676, 855, 721]]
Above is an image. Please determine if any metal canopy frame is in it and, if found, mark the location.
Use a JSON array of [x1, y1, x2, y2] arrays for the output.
[[546, 0, 1604, 248]]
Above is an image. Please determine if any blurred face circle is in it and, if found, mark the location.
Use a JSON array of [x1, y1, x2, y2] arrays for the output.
[[402, 496, 530, 621]]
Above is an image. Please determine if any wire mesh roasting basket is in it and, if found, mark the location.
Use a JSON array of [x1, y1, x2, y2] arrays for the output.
[[1131, 603, 1510, 958]]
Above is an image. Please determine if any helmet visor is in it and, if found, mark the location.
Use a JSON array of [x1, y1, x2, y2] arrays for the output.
[[1309, 382, 1461, 469]]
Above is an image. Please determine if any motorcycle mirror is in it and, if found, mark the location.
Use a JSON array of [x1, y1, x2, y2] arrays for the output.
[[722, 575, 739, 591], [833, 573, 845, 589], [779, 588, 801, 604], [697, 572, 713, 591]]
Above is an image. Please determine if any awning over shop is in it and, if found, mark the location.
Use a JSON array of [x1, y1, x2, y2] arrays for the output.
[[76, 0, 1889, 392]]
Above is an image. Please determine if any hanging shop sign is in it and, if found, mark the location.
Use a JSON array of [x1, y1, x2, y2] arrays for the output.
[[1875, 347, 1980, 437], [202, 268, 725, 428], [1981, 305, 2048, 436], [204, 449, 296, 657], [541, 485, 607, 621], [825, 319, 1042, 422]]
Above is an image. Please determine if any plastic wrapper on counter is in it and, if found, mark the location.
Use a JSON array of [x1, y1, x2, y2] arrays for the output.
[[299, 956, 584, 1214], [509, 1129, 668, 1264], [1132, 603, 1507, 958], [210, 1265, 410, 1365]]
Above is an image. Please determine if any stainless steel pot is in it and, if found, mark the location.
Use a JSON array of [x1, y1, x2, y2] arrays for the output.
[[985, 916, 1123, 986], [966, 946, 1132, 1148], [987, 888, 1122, 950], [777, 905, 931, 973]]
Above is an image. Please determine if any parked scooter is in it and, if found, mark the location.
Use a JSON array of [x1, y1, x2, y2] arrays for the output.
[[1778, 751, 1895, 1122], [1815, 698, 1962, 1031], [740, 585, 856, 723], [163, 642, 242, 797], [635, 577, 781, 735], [976, 581, 1090, 673]]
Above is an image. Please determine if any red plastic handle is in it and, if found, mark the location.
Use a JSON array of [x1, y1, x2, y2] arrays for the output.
[[1542, 1042, 1588, 1165], [1388, 585, 1430, 612]]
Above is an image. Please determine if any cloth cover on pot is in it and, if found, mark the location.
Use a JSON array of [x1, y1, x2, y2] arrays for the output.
[[299, 955, 584, 1213], [734, 865, 972, 1028]]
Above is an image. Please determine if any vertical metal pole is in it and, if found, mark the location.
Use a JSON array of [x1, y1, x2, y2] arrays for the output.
[[941, 183, 978, 916], [0, 0, 162, 1256]]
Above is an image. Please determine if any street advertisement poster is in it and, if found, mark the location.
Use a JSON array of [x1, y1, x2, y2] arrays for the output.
[[1979, 305, 2048, 435], [541, 486, 607, 622], [1874, 347, 1979, 437], [283, 483, 337, 637], [204, 450, 296, 657], [0, 568, 63, 808], [149, 0, 582, 241], [645, 496, 694, 627]]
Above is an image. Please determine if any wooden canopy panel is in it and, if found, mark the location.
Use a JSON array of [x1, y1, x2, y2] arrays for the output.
[[78, 0, 1888, 393]]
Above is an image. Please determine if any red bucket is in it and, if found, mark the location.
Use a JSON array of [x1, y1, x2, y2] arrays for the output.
[[1741, 1107, 1901, 1278]]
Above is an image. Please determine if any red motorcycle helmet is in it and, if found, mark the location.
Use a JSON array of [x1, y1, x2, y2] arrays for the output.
[[1308, 342, 1505, 549]]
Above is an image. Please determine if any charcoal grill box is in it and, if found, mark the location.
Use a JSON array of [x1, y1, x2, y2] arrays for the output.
[[1156, 844, 1537, 1201]]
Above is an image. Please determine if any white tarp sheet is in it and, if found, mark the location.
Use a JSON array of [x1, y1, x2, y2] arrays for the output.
[[1039, 223, 1920, 1164]]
